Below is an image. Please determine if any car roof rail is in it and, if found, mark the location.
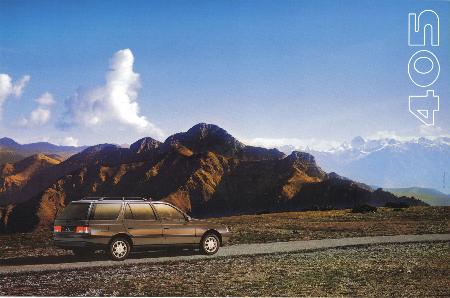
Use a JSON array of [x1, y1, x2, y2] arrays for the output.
[[81, 196, 152, 201]]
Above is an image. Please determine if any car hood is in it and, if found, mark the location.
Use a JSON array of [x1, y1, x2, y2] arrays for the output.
[[189, 218, 226, 229]]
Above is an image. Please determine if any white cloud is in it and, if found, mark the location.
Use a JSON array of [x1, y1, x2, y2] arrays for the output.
[[242, 137, 341, 152], [35, 92, 55, 106], [243, 125, 450, 153], [30, 108, 51, 125], [418, 125, 445, 137], [61, 49, 164, 138], [59, 136, 79, 147], [0, 73, 30, 113], [369, 126, 450, 142], [16, 92, 54, 128], [367, 130, 412, 142], [11, 75, 30, 97], [18, 107, 51, 127]]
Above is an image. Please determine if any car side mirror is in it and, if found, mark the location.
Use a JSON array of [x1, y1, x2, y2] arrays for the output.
[[186, 216, 192, 222]]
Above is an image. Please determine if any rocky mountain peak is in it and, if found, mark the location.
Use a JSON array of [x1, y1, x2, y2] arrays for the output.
[[66, 144, 127, 166], [287, 151, 317, 165], [350, 136, 365, 149], [130, 137, 161, 154], [163, 123, 245, 157], [286, 151, 326, 179], [78, 144, 120, 155], [326, 172, 347, 180], [187, 123, 218, 138]]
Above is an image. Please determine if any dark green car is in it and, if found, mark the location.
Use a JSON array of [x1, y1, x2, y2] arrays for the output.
[[54, 197, 230, 260]]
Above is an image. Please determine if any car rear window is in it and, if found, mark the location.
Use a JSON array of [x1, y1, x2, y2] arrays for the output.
[[126, 203, 156, 220], [91, 203, 122, 220], [57, 203, 91, 220]]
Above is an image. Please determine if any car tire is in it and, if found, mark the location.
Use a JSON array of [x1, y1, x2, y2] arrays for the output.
[[108, 237, 131, 261], [200, 233, 220, 255]]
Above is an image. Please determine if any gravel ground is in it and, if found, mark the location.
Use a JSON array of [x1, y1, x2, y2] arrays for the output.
[[0, 242, 448, 297], [1, 234, 447, 275]]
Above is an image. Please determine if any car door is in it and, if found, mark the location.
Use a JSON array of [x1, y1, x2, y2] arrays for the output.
[[123, 203, 163, 246], [152, 203, 197, 245]]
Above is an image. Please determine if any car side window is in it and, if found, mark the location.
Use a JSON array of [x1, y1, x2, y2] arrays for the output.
[[91, 203, 122, 220], [124, 204, 133, 219], [153, 204, 186, 221], [126, 203, 156, 220]]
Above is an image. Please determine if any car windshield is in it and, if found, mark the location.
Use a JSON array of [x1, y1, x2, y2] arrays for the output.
[[57, 203, 91, 220]]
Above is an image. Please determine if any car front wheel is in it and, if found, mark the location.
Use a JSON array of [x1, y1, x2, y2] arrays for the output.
[[109, 237, 131, 261], [200, 233, 220, 255]]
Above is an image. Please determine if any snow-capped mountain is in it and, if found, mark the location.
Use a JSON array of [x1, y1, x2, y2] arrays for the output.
[[279, 137, 450, 194]]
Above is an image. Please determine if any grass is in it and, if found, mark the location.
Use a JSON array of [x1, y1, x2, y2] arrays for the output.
[[0, 242, 448, 296], [0, 206, 448, 258]]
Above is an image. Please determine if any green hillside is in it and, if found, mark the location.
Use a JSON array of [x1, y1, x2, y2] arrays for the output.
[[385, 187, 450, 206]]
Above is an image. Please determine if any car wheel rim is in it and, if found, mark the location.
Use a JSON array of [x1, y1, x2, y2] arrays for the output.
[[204, 236, 218, 253], [112, 240, 128, 259]]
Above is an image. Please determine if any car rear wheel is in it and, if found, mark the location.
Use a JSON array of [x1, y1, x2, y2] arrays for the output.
[[200, 233, 220, 255], [109, 237, 131, 261]]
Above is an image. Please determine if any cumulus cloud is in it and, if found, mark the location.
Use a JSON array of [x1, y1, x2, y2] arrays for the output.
[[12, 76, 30, 96], [61, 49, 163, 138], [18, 107, 51, 127], [35, 92, 55, 106], [59, 136, 79, 147], [17, 92, 54, 127], [0, 73, 30, 113]]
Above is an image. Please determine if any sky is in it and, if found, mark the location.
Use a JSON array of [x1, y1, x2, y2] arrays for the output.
[[0, 0, 449, 149]]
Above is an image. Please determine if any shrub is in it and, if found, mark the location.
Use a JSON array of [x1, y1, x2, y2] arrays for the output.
[[351, 204, 377, 213], [385, 202, 409, 209]]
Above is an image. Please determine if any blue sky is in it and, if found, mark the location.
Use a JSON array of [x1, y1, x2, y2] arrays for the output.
[[0, 0, 449, 148]]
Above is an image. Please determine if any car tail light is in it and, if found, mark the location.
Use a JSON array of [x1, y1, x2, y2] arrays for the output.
[[54, 225, 62, 233], [75, 226, 91, 234]]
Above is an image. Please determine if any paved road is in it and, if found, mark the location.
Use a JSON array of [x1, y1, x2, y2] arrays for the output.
[[1, 233, 449, 275]]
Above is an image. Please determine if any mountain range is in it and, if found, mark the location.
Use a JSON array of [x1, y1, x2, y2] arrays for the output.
[[0, 124, 424, 233], [292, 137, 450, 196], [0, 137, 87, 165]]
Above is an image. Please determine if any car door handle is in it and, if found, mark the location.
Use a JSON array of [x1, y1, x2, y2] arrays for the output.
[[127, 227, 135, 230], [163, 227, 170, 230]]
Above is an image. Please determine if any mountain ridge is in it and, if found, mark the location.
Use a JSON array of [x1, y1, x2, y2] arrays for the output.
[[0, 124, 425, 233], [0, 137, 88, 165], [280, 136, 450, 193]]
